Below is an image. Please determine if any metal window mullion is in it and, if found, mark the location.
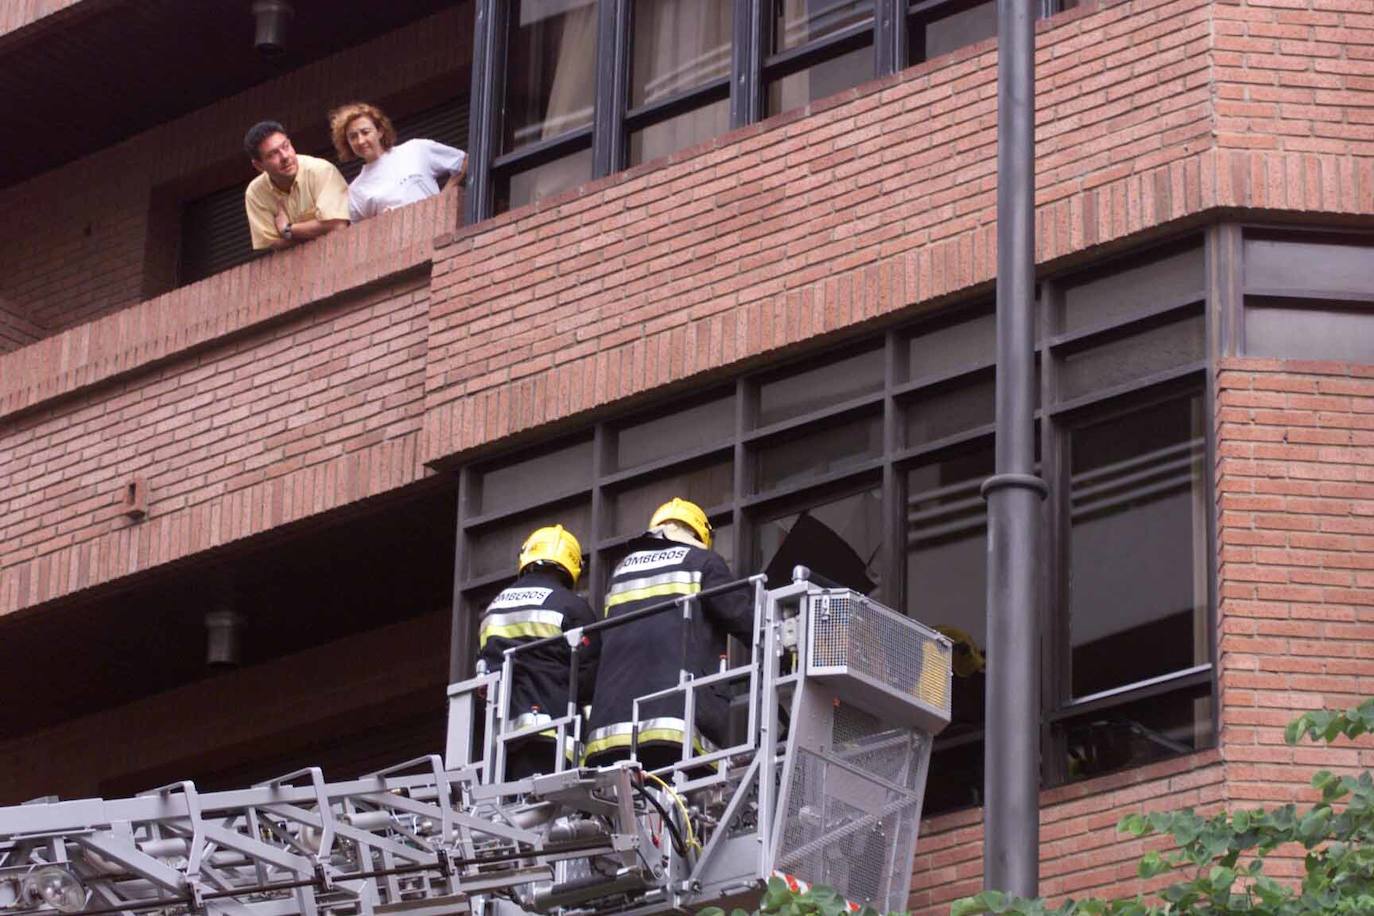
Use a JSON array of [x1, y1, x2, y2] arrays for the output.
[[1209, 223, 1243, 358], [624, 78, 731, 131], [465, 0, 506, 224], [449, 467, 475, 682], [762, 23, 874, 77], [732, 376, 754, 576], [882, 331, 907, 610], [593, 0, 630, 176], [1039, 280, 1069, 787], [731, 0, 766, 128], [875, 0, 907, 76], [1202, 222, 1235, 748], [590, 423, 611, 603]]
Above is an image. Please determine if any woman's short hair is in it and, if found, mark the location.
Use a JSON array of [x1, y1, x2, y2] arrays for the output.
[[328, 102, 397, 162]]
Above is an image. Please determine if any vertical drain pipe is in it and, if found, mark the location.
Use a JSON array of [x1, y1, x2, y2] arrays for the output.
[[982, 0, 1046, 898]]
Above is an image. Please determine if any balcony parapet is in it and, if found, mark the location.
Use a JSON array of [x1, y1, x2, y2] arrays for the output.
[[0, 186, 460, 422]]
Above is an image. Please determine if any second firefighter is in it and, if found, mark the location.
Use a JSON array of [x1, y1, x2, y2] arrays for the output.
[[478, 525, 600, 779], [584, 498, 754, 771]]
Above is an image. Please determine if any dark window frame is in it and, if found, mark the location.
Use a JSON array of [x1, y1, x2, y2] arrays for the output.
[[1233, 226, 1374, 363], [467, 0, 1076, 220], [450, 231, 1221, 813]]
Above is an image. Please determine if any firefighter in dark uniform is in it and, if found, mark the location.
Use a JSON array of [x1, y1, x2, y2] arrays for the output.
[[478, 525, 599, 780], [584, 498, 754, 772]]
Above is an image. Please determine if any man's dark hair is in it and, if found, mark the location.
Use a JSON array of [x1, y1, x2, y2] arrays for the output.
[[244, 120, 288, 160]]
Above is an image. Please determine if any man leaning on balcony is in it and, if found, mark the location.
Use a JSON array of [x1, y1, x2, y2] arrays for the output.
[[243, 120, 350, 251]]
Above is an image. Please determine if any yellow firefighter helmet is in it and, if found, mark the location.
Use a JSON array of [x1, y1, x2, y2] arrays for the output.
[[649, 497, 713, 549], [518, 525, 583, 586]]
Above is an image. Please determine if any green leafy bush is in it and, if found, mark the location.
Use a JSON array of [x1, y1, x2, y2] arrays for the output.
[[701, 701, 1374, 916], [953, 698, 1374, 915]]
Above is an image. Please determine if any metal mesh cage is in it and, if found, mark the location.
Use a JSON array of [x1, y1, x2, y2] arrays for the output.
[[809, 592, 952, 714], [776, 747, 923, 913], [831, 705, 925, 790]]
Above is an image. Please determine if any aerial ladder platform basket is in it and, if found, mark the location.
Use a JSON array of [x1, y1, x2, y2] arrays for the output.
[[0, 571, 951, 916]]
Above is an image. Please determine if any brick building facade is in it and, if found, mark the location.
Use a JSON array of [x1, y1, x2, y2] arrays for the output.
[[1, 0, 1371, 912]]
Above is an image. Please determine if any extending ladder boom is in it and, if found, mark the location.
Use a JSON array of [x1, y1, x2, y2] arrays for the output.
[[1, 573, 953, 916]]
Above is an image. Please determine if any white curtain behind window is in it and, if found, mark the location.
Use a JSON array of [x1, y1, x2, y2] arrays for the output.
[[540, 0, 597, 141], [631, 0, 732, 162]]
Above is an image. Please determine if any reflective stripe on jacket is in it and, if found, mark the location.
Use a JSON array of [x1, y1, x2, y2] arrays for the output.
[[586, 534, 753, 761], [478, 570, 600, 739], [583, 717, 718, 760]]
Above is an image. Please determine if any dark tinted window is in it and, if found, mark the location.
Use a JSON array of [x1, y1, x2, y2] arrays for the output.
[[1059, 681, 1212, 783], [757, 487, 883, 596], [774, 0, 873, 50], [1245, 299, 1374, 363], [1244, 234, 1374, 296], [903, 371, 995, 448], [756, 412, 882, 491], [616, 395, 734, 471], [757, 347, 884, 427], [1060, 245, 1204, 334], [611, 459, 733, 537], [503, 0, 596, 151], [468, 501, 592, 580], [633, 0, 732, 105], [476, 439, 593, 515], [907, 308, 996, 380], [1058, 311, 1204, 401], [767, 45, 873, 115], [922, 0, 996, 59], [1068, 394, 1207, 698]]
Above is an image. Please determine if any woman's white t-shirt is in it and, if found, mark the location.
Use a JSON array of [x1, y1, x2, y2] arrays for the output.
[[347, 139, 466, 222]]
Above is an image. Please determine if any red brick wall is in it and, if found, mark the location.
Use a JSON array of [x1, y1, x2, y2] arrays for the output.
[[422, 0, 1374, 467], [422, 0, 1221, 462], [1215, 360, 1374, 799], [0, 0, 1371, 905], [0, 4, 469, 349], [911, 753, 1224, 913], [1214, 0, 1374, 157], [0, 224, 438, 615]]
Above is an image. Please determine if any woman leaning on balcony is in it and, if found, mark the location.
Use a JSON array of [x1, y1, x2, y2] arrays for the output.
[[329, 101, 467, 223]]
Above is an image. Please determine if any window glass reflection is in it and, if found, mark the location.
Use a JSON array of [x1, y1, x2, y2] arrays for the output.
[[774, 0, 873, 51], [1244, 235, 1374, 296], [500, 147, 594, 211], [1060, 682, 1213, 783], [1245, 299, 1374, 364], [616, 395, 735, 471], [477, 439, 593, 515], [469, 502, 591, 581], [907, 445, 990, 732], [907, 309, 995, 381], [758, 488, 882, 597], [767, 45, 873, 116], [758, 347, 884, 427], [903, 371, 995, 448], [1068, 394, 1207, 698], [611, 459, 734, 538], [630, 98, 731, 165], [921, 0, 996, 60], [755, 412, 881, 492], [504, 0, 597, 151], [1060, 245, 1204, 334], [1058, 312, 1203, 402], [632, 0, 732, 106]]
